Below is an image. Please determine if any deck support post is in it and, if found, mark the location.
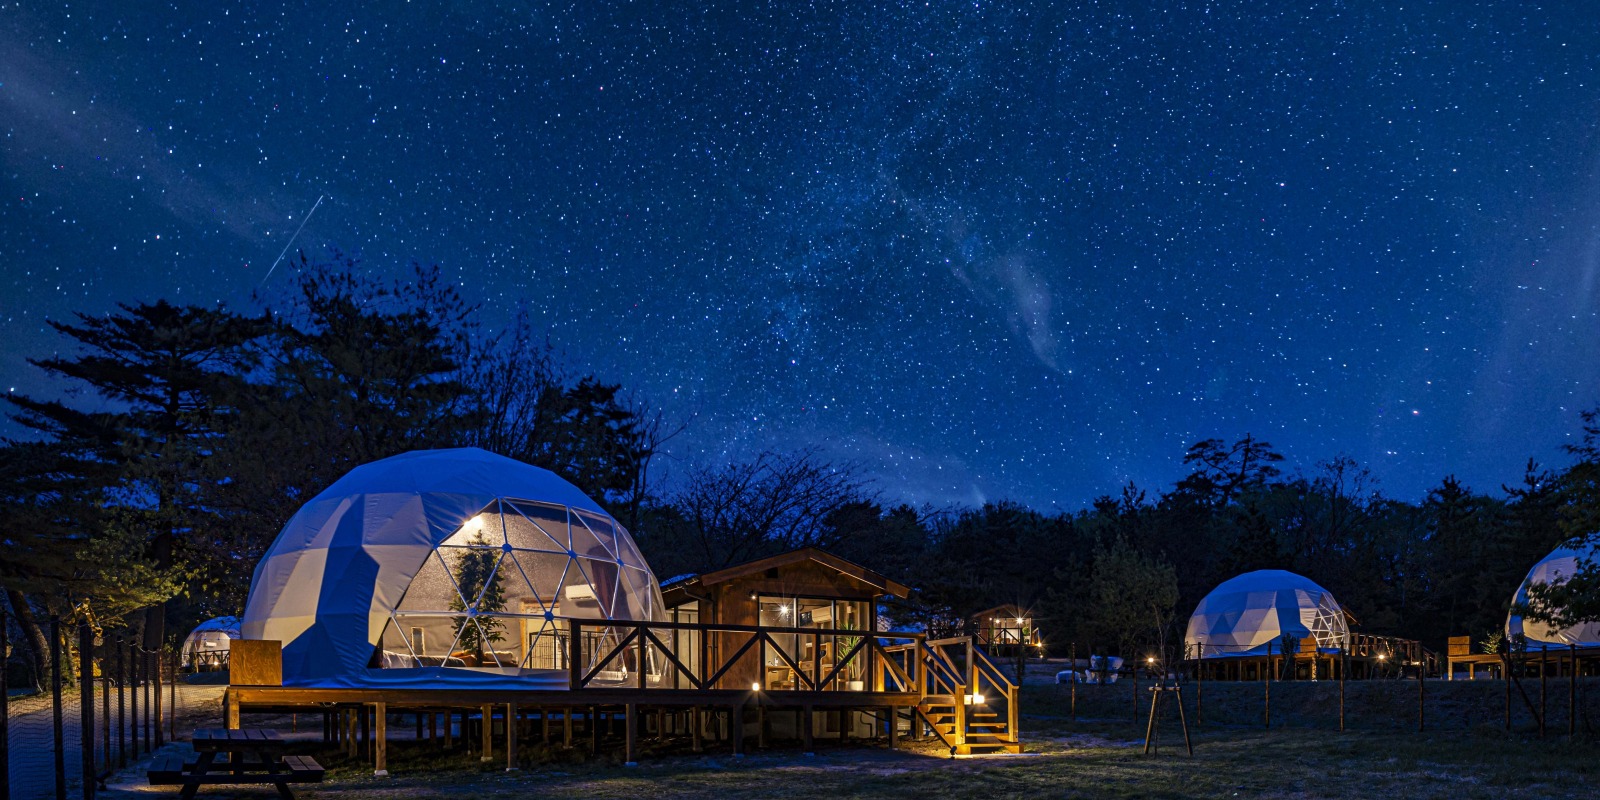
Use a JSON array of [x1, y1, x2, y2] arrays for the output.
[[589, 706, 600, 754], [888, 706, 898, 749], [443, 710, 453, 749], [563, 706, 573, 747], [506, 703, 519, 771], [691, 706, 703, 753], [541, 707, 550, 742], [731, 703, 745, 756], [802, 704, 814, 755], [226, 690, 241, 730], [1570, 643, 1578, 738], [624, 703, 638, 766], [373, 702, 388, 777], [757, 703, 767, 750], [481, 703, 494, 762]]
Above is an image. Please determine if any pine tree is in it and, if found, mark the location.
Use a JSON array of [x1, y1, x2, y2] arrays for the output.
[[449, 533, 508, 661]]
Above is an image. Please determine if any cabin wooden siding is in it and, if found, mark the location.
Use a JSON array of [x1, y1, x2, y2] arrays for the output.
[[687, 560, 886, 689]]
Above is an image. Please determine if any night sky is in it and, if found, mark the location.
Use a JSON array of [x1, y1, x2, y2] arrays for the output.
[[4, 2, 1599, 510]]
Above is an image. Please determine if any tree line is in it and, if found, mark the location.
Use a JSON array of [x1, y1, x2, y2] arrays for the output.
[[3, 255, 1597, 685]]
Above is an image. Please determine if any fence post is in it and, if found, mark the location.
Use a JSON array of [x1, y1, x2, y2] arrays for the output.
[[1416, 653, 1425, 733], [1540, 644, 1547, 739], [1502, 650, 1511, 732], [168, 651, 177, 745], [143, 650, 152, 750], [101, 643, 111, 782], [1569, 643, 1577, 738], [1069, 642, 1076, 721], [1131, 653, 1138, 721], [129, 645, 139, 758], [152, 649, 162, 748], [1338, 647, 1346, 732], [1, 607, 9, 800], [1194, 640, 1203, 727], [1264, 640, 1272, 729], [114, 640, 124, 768], [78, 623, 95, 800], [51, 616, 65, 800]]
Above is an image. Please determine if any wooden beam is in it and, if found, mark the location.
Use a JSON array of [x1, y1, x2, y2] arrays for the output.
[[373, 702, 388, 777], [624, 703, 638, 766], [480, 703, 494, 762], [506, 703, 519, 771]]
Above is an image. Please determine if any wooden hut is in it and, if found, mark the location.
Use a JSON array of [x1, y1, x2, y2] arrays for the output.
[[662, 547, 911, 691]]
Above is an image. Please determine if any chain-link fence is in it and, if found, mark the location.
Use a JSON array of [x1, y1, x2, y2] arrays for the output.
[[3, 612, 226, 800]]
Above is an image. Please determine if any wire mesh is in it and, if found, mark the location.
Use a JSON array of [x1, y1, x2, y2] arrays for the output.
[[3, 614, 227, 800]]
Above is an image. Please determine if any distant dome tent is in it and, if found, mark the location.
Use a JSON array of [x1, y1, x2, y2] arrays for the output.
[[1184, 570, 1349, 658], [180, 616, 240, 671], [1507, 538, 1600, 648], [240, 448, 666, 689]]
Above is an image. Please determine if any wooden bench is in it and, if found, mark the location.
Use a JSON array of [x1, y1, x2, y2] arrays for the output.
[[146, 728, 323, 799]]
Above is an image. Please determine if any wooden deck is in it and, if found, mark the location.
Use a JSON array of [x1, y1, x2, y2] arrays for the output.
[[1445, 645, 1596, 680], [226, 624, 1023, 771]]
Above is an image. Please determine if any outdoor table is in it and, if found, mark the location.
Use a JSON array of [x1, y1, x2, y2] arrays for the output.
[[148, 727, 323, 799]]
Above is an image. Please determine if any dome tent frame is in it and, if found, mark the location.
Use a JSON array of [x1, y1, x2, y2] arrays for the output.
[[241, 448, 665, 689], [1507, 539, 1600, 648], [181, 616, 241, 670], [376, 496, 662, 675], [1185, 569, 1350, 659]]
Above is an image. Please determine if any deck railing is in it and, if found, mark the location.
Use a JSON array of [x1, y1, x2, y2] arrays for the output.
[[566, 619, 925, 694]]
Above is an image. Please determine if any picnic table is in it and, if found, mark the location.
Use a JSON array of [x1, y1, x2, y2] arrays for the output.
[[148, 727, 324, 799]]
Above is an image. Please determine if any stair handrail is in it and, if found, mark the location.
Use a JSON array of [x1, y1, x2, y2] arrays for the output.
[[920, 640, 967, 695], [967, 644, 1021, 744]]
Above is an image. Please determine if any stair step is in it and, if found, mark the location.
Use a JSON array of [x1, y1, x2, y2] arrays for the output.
[[957, 743, 1025, 755]]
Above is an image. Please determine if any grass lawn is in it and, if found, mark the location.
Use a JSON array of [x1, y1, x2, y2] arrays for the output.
[[104, 683, 1600, 799]]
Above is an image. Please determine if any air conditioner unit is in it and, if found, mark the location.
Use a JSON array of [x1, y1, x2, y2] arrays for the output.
[[564, 584, 596, 601]]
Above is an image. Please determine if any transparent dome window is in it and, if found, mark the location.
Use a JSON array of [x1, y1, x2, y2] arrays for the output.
[[375, 498, 666, 682]]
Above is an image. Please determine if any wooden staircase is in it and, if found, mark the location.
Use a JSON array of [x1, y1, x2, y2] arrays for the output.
[[889, 637, 1023, 755]]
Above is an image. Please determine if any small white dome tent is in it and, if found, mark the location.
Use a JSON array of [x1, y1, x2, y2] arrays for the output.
[[1184, 570, 1349, 658], [180, 616, 240, 670], [1507, 538, 1600, 648], [241, 448, 666, 688]]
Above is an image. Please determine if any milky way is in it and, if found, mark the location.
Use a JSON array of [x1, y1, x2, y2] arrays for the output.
[[3, 2, 1598, 508]]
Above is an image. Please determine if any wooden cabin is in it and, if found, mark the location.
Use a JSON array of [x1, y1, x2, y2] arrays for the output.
[[662, 547, 911, 691], [226, 547, 1023, 768], [972, 604, 1041, 656]]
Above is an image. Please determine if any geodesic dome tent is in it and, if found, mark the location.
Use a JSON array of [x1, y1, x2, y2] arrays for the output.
[[181, 616, 240, 670], [241, 448, 666, 689], [1507, 538, 1600, 648], [1184, 570, 1349, 658]]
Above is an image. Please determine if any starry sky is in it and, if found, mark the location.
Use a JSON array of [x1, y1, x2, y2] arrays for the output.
[[4, 2, 1599, 510]]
